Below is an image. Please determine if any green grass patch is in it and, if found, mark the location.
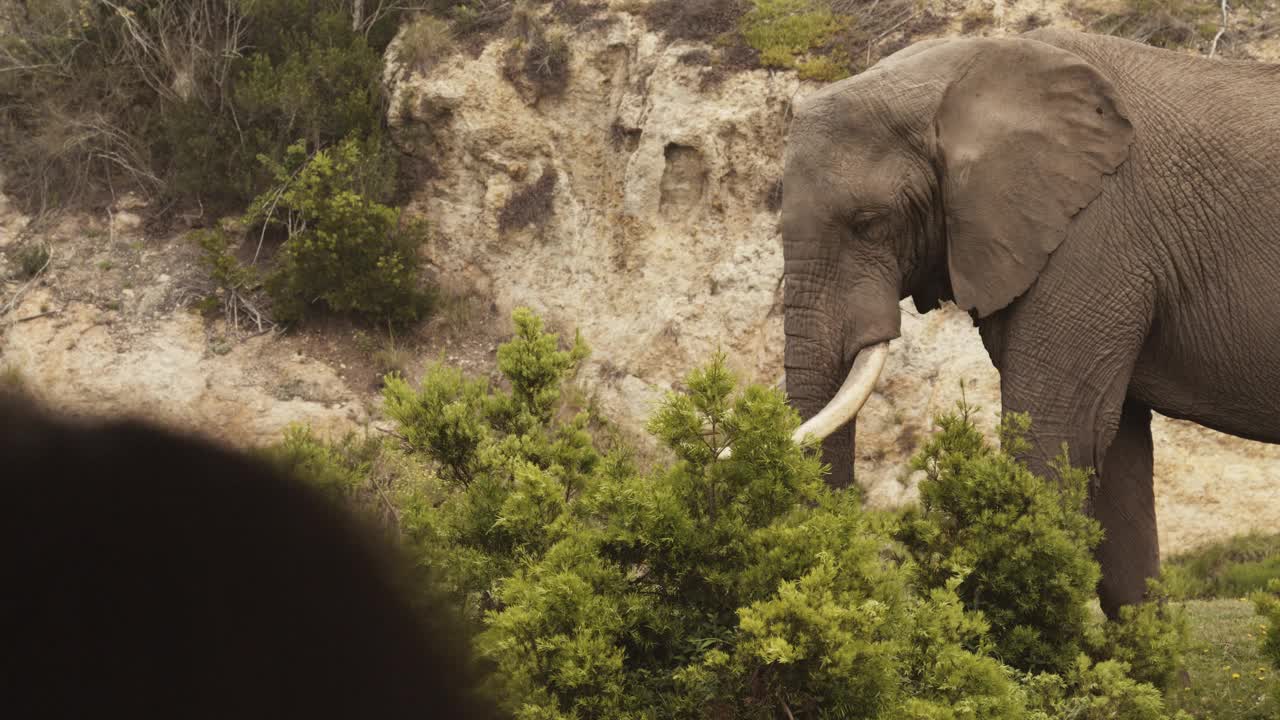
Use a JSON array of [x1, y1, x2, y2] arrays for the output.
[[1168, 600, 1280, 720], [741, 0, 852, 80], [1164, 533, 1280, 600]]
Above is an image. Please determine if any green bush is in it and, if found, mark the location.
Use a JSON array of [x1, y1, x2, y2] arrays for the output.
[[1, 0, 405, 211], [246, 137, 432, 325], [896, 408, 1104, 674], [1087, 579, 1190, 690], [269, 309, 1196, 718], [1256, 579, 1280, 671], [1024, 656, 1188, 720]]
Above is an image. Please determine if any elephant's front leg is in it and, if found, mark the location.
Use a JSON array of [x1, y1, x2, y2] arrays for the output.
[[982, 260, 1157, 619], [1093, 399, 1159, 618]]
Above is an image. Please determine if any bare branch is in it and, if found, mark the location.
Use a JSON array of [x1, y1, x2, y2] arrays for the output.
[[1209, 0, 1230, 58]]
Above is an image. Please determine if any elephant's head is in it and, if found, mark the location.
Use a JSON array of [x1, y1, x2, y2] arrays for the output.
[[780, 35, 1134, 487]]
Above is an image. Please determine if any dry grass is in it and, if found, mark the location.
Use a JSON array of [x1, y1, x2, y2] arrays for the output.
[[502, 4, 573, 101], [960, 2, 997, 33], [395, 13, 457, 72], [1068, 0, 1220, 50], [498, 167, 558, 233], [642, 0, 748, 42]]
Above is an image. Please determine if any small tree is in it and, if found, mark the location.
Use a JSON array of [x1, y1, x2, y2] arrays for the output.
[[246, 136, 431, 325], [896, 406, 1104, 674]]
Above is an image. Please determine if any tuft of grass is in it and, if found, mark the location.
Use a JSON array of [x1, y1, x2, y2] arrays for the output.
[[1, 364, 26, 394], [373, 331, 416, 380], [763, 177, 783, 212], [502, 5, 573, 101], [1069, 0, 1220, 49], [1168, 600, 1280, 720], [395, 14, 457, 72], [498, 167, 558, 233], [960, 2, 997, 33], [1163, 533, 1280, 601], [642, 0, 748, 42], [16, 244, 51, 278], [1019, 11, 1051, 32]]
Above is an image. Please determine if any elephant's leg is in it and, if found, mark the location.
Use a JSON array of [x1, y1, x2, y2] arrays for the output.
[[1093, 399, 1159, 619], [980, 260, 1156, 618]]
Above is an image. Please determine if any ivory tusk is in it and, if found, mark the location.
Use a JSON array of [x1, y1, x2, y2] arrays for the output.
[[790, 341, 889, 446], [717, 341, 889, 460]]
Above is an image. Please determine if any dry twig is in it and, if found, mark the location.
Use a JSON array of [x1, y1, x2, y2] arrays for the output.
[[1209, 0, 1230, 58]]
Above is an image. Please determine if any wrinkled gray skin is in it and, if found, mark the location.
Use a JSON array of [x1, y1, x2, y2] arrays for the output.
[[781, 27, 1280, 618]]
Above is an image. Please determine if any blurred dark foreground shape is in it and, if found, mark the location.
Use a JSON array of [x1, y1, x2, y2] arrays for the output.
[[0, 395, 504, 719]]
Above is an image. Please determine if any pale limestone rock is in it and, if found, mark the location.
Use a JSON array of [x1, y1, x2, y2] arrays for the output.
[[384, 8, 1280, 555]]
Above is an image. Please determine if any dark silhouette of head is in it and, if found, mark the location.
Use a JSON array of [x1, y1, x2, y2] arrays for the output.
[[0, 395, 504, 719]]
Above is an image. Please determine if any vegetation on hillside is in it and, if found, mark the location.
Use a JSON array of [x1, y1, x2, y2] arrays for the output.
[[258, 308, 1218, 718]]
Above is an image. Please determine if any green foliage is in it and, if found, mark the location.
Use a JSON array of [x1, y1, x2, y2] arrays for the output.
[[274, 310, 1196, 718], [1087, 579, 1191, 691], [740, 0, 852, 80], [382, 308, 599, 611], [1024, 656, 1189, 720], [246, 137, 431, 325], [897, 408, 1104, 674], [262, 424, 376, 500], [1, 0, 405, 211], [1255, 579, 1280, 671], [194, 229, 256, 291], [1162, 532, 1280, 600]]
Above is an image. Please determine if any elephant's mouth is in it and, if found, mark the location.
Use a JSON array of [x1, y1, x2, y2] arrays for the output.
[[720, 341, 889, 459]]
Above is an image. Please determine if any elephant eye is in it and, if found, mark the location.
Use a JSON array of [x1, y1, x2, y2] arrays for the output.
[[845, 211, 882, 233]]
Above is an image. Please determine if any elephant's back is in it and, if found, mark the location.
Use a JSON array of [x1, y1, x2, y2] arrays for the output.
[[1022, 28, 1280, 123]]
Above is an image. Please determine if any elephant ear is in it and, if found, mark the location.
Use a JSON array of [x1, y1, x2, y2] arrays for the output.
[[936, 38, 1134, 318]]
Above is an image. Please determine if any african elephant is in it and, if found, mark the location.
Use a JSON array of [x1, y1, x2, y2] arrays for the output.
[[778, 27, 1280, 617]]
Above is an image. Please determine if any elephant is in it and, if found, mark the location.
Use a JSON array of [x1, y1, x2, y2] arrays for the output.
[[776, 27, 1280, 618]]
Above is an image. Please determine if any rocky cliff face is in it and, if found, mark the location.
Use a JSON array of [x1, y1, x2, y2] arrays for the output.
[[4, 3, 1279, 555], [384, 4, 1280, 554]]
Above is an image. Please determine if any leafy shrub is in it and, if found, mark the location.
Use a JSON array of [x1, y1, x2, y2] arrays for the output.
[[194, 229, 256, 292], [1162, 532, 1280, 600], [260, 309, 1194, 718], [245, 137, 432, 325], [740, 0, 852, 80], [1025, 656, 1189, 720], [1, 0, 406, 211], [897, 408, 1104, 674], [1087, 579, 1190, 690], [1256, 579, 1280, 671]]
